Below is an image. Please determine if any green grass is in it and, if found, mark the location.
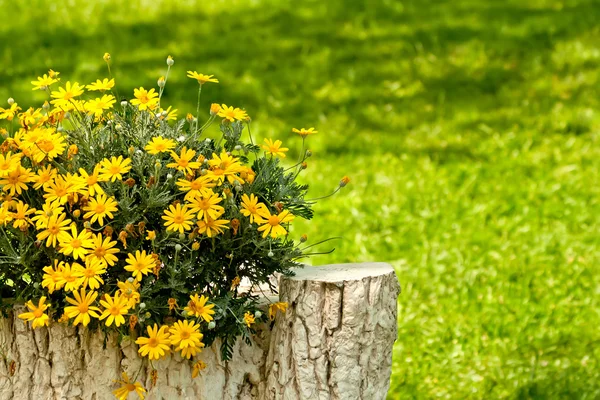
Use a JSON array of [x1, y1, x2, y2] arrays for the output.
[[3, 0, 600, 398]]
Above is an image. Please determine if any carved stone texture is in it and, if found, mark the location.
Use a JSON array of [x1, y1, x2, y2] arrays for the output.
[[0, 263, 399, 399]]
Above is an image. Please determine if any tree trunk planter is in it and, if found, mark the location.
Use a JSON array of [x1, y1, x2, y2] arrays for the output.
[[0, 262, 400, 400]]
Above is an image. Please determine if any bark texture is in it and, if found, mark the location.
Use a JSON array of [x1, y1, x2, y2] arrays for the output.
[[0, 262, 399, 399]]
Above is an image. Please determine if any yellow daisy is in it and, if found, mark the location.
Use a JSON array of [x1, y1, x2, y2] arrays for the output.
[[144, 136, 176, 155], [73, 258, 106, 290], [33, 165, 58, 190], [186, 71, 219, 84], [42, 260, 66, 294], [79, 166, 104, 197], [176, 176, 216, 201], [268, 302, 289, 321], [64, 288, 101, 327], [86, 78, 115, 92], [240, 193, 268, 224], [131, 87, 159, 111], [196, 217, 229, 238], [135, 324, 171, 360], [99, 293, 130, 327], [162, 203, 195, 233], [11, 200, 35, 230], [166, 147, 201, 175], [0, 166, 34, 195], [187, 191, 224, 221], [184, 294, 215, 322], [85, 94, 116, 118], [217, 104, 248, 122], [83, 194, 118, 226], [31, 74, 59, 90], [18, 297, 50, 329], [262, 138, 289, 158], [58, 223, 94, 260], [37, 212, 72, 247], [116, 280, 141, 308], [113, 372, 146, 400], [292, 127, 318, 137], [243, 311, 255, 327], [87, 233, 119, 267], [124, 250, 155, 281], [32, 203, 64, 229], [257, 210, 295, 239], [50, 81, 85, 108], [57, 262, 83, 292], [98, 156, 132, 182], [169, 320, 204, 353]]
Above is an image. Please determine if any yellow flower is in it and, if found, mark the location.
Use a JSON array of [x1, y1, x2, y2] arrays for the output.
[[184, 294, 215, 322], [207, 150, 245, 185], [85, 94, 116, 118], [217, 104, 248, 122], [87, 233, 119, 267], [197, 217, 229, 238], [292, 127, 318, 137], [0, 103, 21, 121], [262, 138, 289, 158], [37, 212, 72, 247], [79, 166, 104, 197], [169, 320, 204, 356], [31, 74, 59, 90], [176, 176, 216, 201], [339, 176, 351, 187], [33, 165, 58, 190], [57, 262, 83, 292], [73, 258, 106, 290], [125, 250, 155, 281], [168, 298, 178, 311], [99, 293, 130, 327], [11, 200, 35, 230], [116, 280, 141, 308], [83, 194, 118, 226], [187, 191, 224, 222], [192, 360, 207, 378], [131, 87, 159, 111], [18, 297, 50, 329], [23, 128, 67, 162], [0, 203, 12, 227], [42, 260, 66, 293], [159, 106, 178, 121], [144, 136, 176, 155], [86, 78, 115, 92], [145, 230, 156, 241], [268, 302, 288, 321], [186, 71, 219, 85], [240, 193, 268, 224], [50, 81, 85, 108], [0, 152, 22, 177], [64, 288, 101, 326], [32, 203, 64, 229], [43, 174, 86, 207], [167, 147, 201, 175], [58, 223, 93, 260], [210, 103, 221, 115], [257, 210, 295, 238], [98, 156, 132, 182], [135, 324, 171, 360], [162, 203, 195, 234], [243, 311, 255, 327], [103, 52, 111, 62], [0, 166, 34, 195], [113, 372, 146, 400]]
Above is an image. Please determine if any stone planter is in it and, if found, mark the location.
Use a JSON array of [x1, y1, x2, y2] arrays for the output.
[[0, 263, 400, 400]]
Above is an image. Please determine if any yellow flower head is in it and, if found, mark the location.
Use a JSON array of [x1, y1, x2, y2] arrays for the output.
[[240, 193, 268, 224], [98, 156, 132, 182], [184, 294, 215, 322], [145, 136, 176, 155], [37, 211, 72, 247], [86, 78, 115, 92], [18, 297, 50, 329], [116, 280, 141, 308], [58, 223, 93, 260], [269, 302, 289, 321], [135, 324, 171, 360], [217, 104, 248, 122], [73, 258, 106, 290], [292, 127, 318, 137], [31, 74, 59, 91], [244, 311, 256, 327], [162, 203, 196, 234], [167, 146, 201, 175], [113, 372, 146, 400], [99, 293, 130, 327], [64, 288, 101, 326], [131, 87, 159, 111], [186, 71, 219, 85], [87, 233, 119, 267], [50, 82, 84, 108], [197, 217, 229, 238], [257, 209, 295, 239], [42, 260, 66, 294], [188, 191, 224, 222], [83, 193, 118, 226], [262, 138, 289, 158], [169, 319, 204, 354], [125, 250, 155, 281], [85, 94, 116, 118]]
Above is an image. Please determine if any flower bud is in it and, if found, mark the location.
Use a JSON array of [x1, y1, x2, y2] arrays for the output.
[[268, 251, 274, 257], [339, 176, 351, 187], [155, 112, 162, 119], [175, 244, 182, 252], [166, 174, 173, 180], [210, 103, 221, 115], [103, 52, 111, 62], [300, 234, 307, 243], [208, 321, 216, 330], [57, 126, 65, 133], [42, 101, 50, 111], [7, 98, 14, 105], [84, 221, 91, 229], [305, 150, 312, 158], [127, 277, 135, 283], [73, 209, 81, 218], [255, 311, 262, 318], [177, 135, 186, 142], [139, 302, 146, 309], [301, 162, 307, 170], [234, 145, 242, 151], [157, 76, 166, 88], [167, 55, 174, 66], [192, 242, 200, 250], [145, 312, 151, 318], [204, 138, 211, 144], [121, 100, 128, 108]]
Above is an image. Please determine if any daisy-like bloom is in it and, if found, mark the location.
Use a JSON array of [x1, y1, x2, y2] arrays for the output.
[[43, 174, 86, 207], [206, 150, 245, 185], [116, 280, 141, 308], [86, 78, 115, 92], [158, 106, 178, 121], [73, 258, 106, 290], [79, 166, 104, 197], [0, 103, 22, 121], [83, 194, 118, 226], [11, 200, 35, 230], [31, 74, 59, 90], [243, 311, 255, 327], [269, 302, 289, 321], [99, 293, 130, 327], [169, 319, 204, 351], [240, 193, 268, 224], [87, 233, 119, 267], [187, 191, 224, 221], [145, 230, 156, 241], [144, 136, 176, 155], [0, 166, 33, 195], [124, 250, 155, 281], [257, 210, 295, 239], [24, 128, 67, 162], [262, 138, 289, 158], [0, 152, 22, 177], [186, 71, 219, 85], [85, 94, 116, 118], [113, 372, 146, 400], [33, 165, 58, 190], [18, 297, 50, 329], [32, 203, 64, 229], [292, 127, 318, 137], [37, 212, 72, 247], [58, 223, 94, 260], [42, 260, 66, 293], [184, 294, 215, 322], [166, 147, 201, 175], [64, 288, 101, 326], [210, 103, 221, 115], [131, 87, 159, 111], [162, 203, 195, 233], [197, 217, 229, 238], [98, 156, 132, 182], [176, 176, 216, 201], [192, 360, 207, 378], [135, 324, 171, 360], [57, 262, 83, 292], [0, 204, 13, 226], [50, 81, 85, 108], [217, 104, 248, 122]]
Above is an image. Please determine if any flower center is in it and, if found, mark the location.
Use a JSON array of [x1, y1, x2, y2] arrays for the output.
[[84, 268, 96, 278], [33, 309, 44, 318], [109, 165, 121, 174], [109, 305, 120, 315], [148, 337, 159, 347], [95, 204, 106, 214], [180, 330, 190, 339], [268, 216, 280, 226], [71, 239, 82, 248], [78, 303, 89, 313], [49, 224, 60, 234], [126, 384, 136, 392], [173, 214, 184, 224], [95, 248, 106, 257]]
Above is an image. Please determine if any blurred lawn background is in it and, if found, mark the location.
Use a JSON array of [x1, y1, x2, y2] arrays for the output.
[[2, 0, 600, 398]]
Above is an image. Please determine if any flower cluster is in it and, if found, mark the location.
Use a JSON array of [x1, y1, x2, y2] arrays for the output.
[[0, 55, 348, 399]]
